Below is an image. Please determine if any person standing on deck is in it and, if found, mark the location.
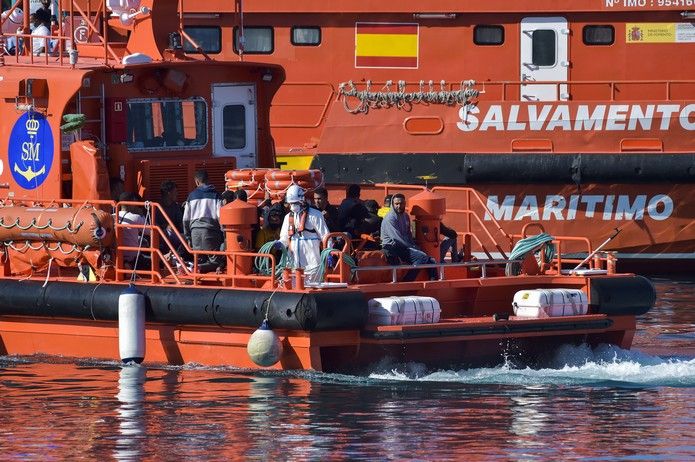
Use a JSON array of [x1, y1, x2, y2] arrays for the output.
[[183, 170, 223, 272], [279, 184, 330, 284]]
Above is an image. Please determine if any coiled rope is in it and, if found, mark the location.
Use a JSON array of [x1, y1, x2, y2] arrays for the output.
[[255, 240, 290, 277], [505, 233, 556, 276], [338, 79, 479, 114], [315, 248, 357, 283]]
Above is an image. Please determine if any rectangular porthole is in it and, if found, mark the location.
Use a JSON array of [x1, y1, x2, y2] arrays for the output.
[[183, 26, 222, 54], [233, 27, 274, 54], [583, 25, 615, 45], [474, 25, 504, 45], [291, 27, 321, 46]]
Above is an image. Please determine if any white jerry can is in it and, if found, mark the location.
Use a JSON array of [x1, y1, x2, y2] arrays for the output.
[[367, 296, 442, 326], [512, 288, 588, 318]]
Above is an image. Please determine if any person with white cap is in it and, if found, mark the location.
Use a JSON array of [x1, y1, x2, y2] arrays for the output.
[[279, 184, 330, 283]]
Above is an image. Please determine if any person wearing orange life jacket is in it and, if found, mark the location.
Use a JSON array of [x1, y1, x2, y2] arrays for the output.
[[279, 184, 330, 283]]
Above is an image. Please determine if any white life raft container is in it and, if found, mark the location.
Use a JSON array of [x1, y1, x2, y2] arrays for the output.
[[367, 296, 441, 326], [512, 289, 588, 318]]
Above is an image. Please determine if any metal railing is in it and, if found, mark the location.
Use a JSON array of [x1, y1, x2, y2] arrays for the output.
[[352, 259, 518, 283]]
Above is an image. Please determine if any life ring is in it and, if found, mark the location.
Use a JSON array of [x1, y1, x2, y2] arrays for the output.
[[265, 179, 319, 191], [226, 168, 272, 183], [226, 180, 261, 190], [265, 169, 323, 183]]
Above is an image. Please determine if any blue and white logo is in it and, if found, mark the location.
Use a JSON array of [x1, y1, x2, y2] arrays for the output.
[[8, 112, 54, 189]]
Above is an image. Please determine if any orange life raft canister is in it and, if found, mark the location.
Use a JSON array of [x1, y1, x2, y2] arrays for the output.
[[0, 206, 114, 247]]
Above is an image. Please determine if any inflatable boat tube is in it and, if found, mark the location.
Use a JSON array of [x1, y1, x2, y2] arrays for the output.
[[0, 280, 369, 331], [589, 275, 656, 316]]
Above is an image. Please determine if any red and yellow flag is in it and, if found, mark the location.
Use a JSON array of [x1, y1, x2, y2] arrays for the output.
[[355, 23, 419, 68]]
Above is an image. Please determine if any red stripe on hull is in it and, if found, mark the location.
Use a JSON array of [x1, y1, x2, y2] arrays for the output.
[[356, 24, 418, 35], [356, 56, 418, 68]]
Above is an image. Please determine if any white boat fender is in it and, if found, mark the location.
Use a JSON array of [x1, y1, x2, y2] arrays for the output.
[[118, 284, 146, 364], [247, 320, 283, 367]]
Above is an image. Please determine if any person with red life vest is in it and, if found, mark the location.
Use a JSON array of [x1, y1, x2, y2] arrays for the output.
[[279, 184, 330, 283]]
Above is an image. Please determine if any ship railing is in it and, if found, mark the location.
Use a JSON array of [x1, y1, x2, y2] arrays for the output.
[[115, 200, 278, 288], [510, 223, 615, 275], [0, 0, 124, 67], [372, 183, 514, 260], [351, 259, 518, 284], [0, 197, 279, 287], [368, 183, 614, 276]]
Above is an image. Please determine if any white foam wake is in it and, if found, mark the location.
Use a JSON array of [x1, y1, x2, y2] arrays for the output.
[[368, 344, 695, 388]]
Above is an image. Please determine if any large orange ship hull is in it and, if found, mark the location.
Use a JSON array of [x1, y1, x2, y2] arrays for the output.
[[0, 314, 636, 372], [0, 276, 650, 372]]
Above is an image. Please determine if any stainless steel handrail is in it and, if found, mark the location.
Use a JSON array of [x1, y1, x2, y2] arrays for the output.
[[353, 259, 520, 282]]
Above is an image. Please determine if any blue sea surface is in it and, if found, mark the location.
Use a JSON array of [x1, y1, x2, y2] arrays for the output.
[[0, 277, 693, 460]]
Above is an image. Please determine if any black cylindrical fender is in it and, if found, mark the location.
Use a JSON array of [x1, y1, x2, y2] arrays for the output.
[[589, 275, 656, 316], [0, 280, 369, 331]]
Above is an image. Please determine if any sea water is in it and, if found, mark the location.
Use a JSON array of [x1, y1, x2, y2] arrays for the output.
[[0, 277, 693, 460]]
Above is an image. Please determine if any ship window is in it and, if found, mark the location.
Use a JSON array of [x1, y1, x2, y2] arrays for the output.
[[183, 26, 222, 54], [473, 25, 504, 45], [291, 27, 321, 46], [532, 29, 556, 66], [583, 25, 614, 45], [222, 105, 246, 149], [126, 98, 208, 152], [233, 27, 274, 54]]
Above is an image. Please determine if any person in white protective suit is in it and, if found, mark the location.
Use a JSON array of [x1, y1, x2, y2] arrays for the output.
[[279, 184, 330, 284]]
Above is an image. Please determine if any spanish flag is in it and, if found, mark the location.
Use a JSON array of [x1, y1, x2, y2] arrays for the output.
[[355, 23, 419, 68]]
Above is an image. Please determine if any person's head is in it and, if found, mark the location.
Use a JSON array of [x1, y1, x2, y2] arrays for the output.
[[266, 203, 284, 229], [220, 190, 236, 205], [32, 8, 49, 27], [40, 0, 51, 8], [160, 180, 178, 204], [364, 199, 379, 215], [346, 184, 361, 199], [235, 189, 248, 202], [286, 184, 306, 213], [110, 177, 125, 201], [194, 169, 208, 186], [392, 193, 406, 214], [314, 187, 329, 210], [119, 191, 144, 215], [383, 194, 393, 208]]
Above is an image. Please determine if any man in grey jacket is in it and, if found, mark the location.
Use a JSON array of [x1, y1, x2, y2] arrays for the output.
[[380, 193, 437, 282], [183, 170, 223, 272]]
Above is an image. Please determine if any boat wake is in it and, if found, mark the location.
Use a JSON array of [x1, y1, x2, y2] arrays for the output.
[[367, 344, 695, 388], [2, 343, 693, 388]]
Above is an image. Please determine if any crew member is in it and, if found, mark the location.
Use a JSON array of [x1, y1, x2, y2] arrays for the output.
[[183, 170, 223, 272], [279, 184, 330, 283], [380, 193, 437, 281]]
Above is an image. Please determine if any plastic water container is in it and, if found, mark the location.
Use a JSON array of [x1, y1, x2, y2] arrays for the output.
[[367, 296, 441, 326], [512, 288, 588, 318]]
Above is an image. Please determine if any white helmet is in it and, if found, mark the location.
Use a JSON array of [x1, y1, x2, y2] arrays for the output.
[[285, 184, 306, 204]]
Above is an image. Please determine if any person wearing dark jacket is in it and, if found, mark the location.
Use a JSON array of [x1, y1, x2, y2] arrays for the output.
[[358, 199, 382, 250], [183, 170, 223, 272], [380, 193, 437, 281], [440, 222, 460, 263], [338, 184, 369, 238], [156, 180, 184, 253], [313, 187, 340, 232]]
